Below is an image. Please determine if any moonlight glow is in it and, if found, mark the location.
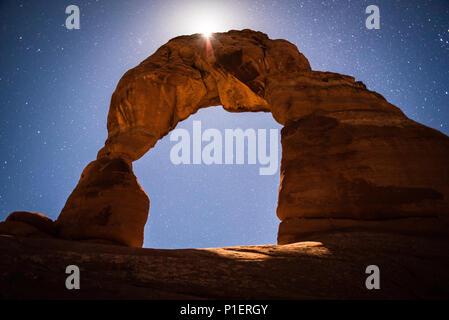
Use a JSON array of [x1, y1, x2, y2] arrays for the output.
[[169, 2, 243, 38], [193, 16, 217, 38]]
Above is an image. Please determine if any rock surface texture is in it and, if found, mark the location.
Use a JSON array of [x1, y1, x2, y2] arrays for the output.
[[1, 232, 448, 299], [0, 211, 56, 239], [2, 29, 449, 246], [56, 158, 149, 247]]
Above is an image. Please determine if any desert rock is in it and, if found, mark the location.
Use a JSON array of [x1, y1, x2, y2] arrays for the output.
[[0, 211, 56, 238], [94, 29, 449, 244], [55, 157, 149, 247], [1, 231, 448, 299], [5, 29, 449, 246]]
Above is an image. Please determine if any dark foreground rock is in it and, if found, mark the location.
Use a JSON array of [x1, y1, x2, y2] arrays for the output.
[[0, 231, 448, 299]]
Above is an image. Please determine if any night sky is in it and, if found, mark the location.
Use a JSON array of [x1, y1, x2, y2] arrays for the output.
[[1, 0, 448, 248]]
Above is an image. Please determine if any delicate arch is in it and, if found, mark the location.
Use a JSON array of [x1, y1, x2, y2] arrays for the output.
[[54, 30, 449, 247]]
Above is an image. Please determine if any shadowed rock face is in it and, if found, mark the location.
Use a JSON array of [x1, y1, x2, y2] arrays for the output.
[[2, 29, 449, 247], [1, 232, 449, 299], [0, 211, 56, 239]]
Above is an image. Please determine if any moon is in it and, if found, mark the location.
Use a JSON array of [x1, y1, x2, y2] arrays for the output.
[[191, 12, 219, 37], [169, 2, 244, 38]]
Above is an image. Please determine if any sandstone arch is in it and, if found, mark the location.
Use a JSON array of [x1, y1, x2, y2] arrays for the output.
[[53, 30, 449, 247]]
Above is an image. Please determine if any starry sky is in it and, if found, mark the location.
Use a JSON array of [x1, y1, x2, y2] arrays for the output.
[[1, 0, 448, 248]]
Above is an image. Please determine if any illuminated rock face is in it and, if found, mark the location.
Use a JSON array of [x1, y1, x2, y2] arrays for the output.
[[277, 114, 449, 244], [52, 29, 449, 247], [56, 158, 149, 247], [96, 30, 311, 162]]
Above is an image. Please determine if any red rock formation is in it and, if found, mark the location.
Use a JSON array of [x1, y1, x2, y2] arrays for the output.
[[3, 29, 448, 246], [55, 158, 149, 247], [277, 112, 449, 244], [96, 30, 310, 162], [0, 211, 55, 238]]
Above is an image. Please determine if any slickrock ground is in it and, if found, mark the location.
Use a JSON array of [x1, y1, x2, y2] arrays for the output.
[[1, 231, 448, 300]]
